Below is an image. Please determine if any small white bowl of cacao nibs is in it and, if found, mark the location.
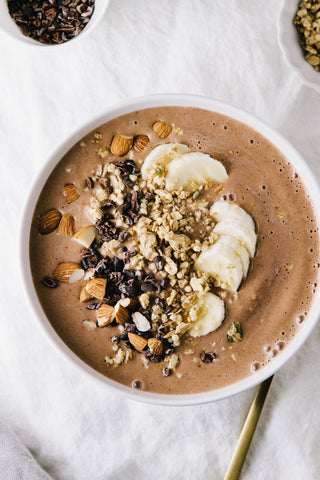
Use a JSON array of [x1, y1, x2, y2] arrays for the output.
[[0, 0, 110, 46]]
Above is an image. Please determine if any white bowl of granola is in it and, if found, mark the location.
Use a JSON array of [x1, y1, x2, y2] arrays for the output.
[[21, 94, 320, 405], [278, 0, 320, 93]]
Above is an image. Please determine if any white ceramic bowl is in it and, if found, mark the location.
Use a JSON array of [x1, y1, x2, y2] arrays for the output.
[[20, 94, 320, 406], [0, 0, 109, 47], [278, 0, 320, 93]]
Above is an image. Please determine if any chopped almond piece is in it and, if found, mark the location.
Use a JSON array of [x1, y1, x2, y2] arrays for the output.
[[57, 215, 74, 236], [73, 225, 96, 248], [64, 184, 79, 203], [53, 262, 84, 283], [96, 304, 115, 327], [86, 278, 107, 301]]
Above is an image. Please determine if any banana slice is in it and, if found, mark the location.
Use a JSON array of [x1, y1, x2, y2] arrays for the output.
[[141, 143, 190, 180], [165, 152, 228, 191], [195, 237, 244, 291], [210, 201, 255, 230], [188, 292, 225, 337], [213, 219, 257, 258], [217, 235, 250, 277]]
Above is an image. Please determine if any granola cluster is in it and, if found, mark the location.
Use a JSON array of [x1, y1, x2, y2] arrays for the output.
[[294, 0, 320, 71]]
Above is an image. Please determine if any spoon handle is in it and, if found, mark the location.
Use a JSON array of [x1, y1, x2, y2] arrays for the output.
[[223, 375, 274, 480]]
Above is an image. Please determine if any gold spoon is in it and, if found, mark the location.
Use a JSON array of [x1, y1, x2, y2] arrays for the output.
[[223, 375, 274, 480]]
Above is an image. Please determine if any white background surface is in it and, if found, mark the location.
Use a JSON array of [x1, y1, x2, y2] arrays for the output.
[[0, 1, 320, 479]]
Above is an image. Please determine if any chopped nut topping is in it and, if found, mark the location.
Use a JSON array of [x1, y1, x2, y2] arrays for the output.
[[52, 137, 251, 378], [294, 1, 320, 72], [227, 321, 243, 343], [104, 348, 132, 367]]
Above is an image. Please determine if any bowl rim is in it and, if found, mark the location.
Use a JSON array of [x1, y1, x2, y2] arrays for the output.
[[20, 93, 320, 406], [277, 0, 320, 93], [0, 0, 110, 48]]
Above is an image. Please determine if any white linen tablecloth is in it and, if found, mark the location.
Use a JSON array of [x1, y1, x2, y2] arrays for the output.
[[0, 1, 319, 479]]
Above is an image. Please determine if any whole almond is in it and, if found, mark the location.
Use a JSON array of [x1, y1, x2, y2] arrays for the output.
[[86, 278, 107, 301], [152, 121, 172, 138], [133, 135, 150, 152], [96, 304, 115, 327], [114, 303, 130, 324], [148, 337, 163, 356], [110, 133, 133, 156], [53, 262, 84, 283], [38, 209, 62, 235], [80, 285, 92, 303], [64, 184, 80, 203], [57, 215, 74, 236], [128, 332, 148, 352]]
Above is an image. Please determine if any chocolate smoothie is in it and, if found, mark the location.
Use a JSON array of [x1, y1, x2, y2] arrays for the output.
[[29, 107, 320, 395]]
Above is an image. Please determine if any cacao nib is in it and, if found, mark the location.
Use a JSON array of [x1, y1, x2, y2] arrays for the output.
[[86, 302, 102, 310], [80, 248, 92, 258], [159, 278, 170, 290], [141, 310, 151, 321], [144, 191, 155, 201], [162, 367, 171, 377], [90, 242, 102, 258], [99, 177, 110, 189], [125, 249, 137, 258], [86, 177, 94, 189], [200, 352, 216, 364], [144, 352, 162, 363], [123, 270, 135, 279], [164, 348, 175, 356], [41, 276, 58, 288], [112, 257, 124, 272], [95, 259, 111, 275], [122, 176, 135, 188], [155, 298, 167, 310], [130, 190, 139, 211], [101, 200, 115, 211], [134, 270, 145, 281], [107, 271, 124, 285], [157, 325, 166, 337], [118, 230, 129, 243], [115, 159, 139, 175], [80, 258, 89, 270], [126, 323, 137, 333], [124, 341, 135, 350], [118, 332, 129, 341], [141, 281, 157, 293], [153, 255, 164, 271], [119, 279, 140, 297], [122, 211, 138, 226], [95, 216, 120, 242]]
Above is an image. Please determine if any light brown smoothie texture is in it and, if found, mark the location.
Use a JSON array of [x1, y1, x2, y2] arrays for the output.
[[30, 107, 320, 395]]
